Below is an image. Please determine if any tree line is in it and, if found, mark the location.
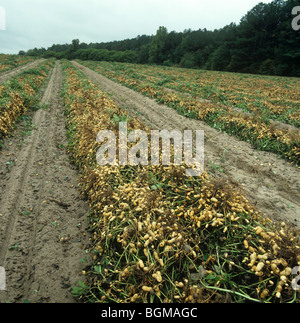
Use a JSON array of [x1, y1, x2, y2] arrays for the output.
[[21, 0, 300, 76]]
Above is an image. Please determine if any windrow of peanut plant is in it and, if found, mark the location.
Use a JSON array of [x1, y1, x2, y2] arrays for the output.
[[0, 59, 54, 141], [77, 60, 300, 167], [85, 61, 300, 127], [61, 60, 299, 303], [0, 54, 35, 73]]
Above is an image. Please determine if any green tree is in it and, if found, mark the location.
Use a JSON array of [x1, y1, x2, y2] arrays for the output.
[[149, 26, 168, 64], [210, 44, 231, 71], [180, 52, 197, 68], [67, 39, 80, 59], [22, 0, 300, 76]]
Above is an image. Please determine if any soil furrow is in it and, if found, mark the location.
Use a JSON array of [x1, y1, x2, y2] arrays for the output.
[[0, 61, 89, 303], [72, 61, 300, 228]]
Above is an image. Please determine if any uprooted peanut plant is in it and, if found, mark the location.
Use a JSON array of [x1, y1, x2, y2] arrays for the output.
[[62, 61, 299, 303]]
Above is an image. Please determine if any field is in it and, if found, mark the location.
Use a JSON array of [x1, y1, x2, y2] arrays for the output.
[[0, 57, 299, 303], [0, 55, 35, 73], [79, 61, 300, 166]]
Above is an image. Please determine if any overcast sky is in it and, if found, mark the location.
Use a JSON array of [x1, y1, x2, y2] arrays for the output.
[[0, 0, 273, 54]]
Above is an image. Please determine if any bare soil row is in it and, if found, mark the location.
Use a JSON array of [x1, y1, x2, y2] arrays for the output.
[[0, 61, 89, 303]]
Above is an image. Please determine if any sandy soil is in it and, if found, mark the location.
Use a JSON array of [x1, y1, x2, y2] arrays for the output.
[[0, 61, 90, 303], [72, 61, 300, 229], [0, 59, 45, 84]]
